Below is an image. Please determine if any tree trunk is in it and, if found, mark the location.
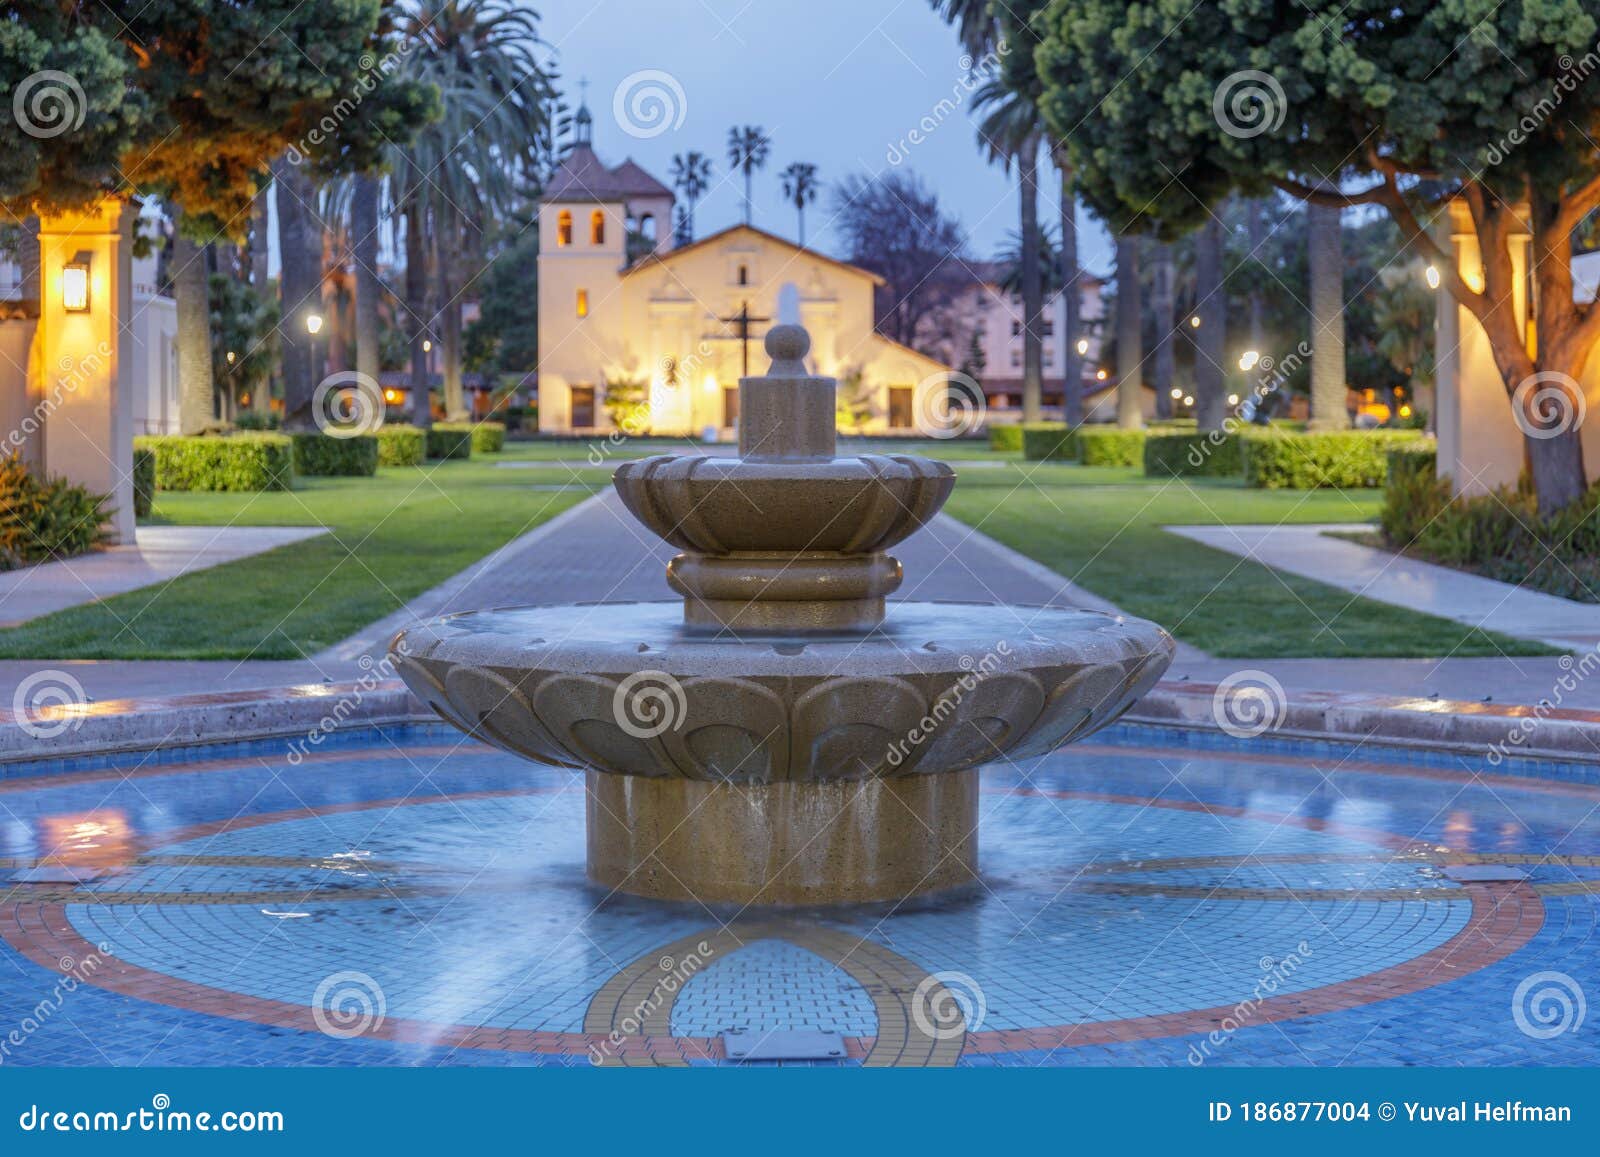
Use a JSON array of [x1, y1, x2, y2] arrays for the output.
[[1247, 199, 1266, 351], [171, 223, 215, 434], [352, 173, 382, 387], [1151, 242, 1175, 421], [1526, 428, 1588, 516], [275, 155, 322, 430], [1194, 217, 1227, 432], [403, 189, 433, 430], [436, 216, 466, 420], [1018, 135, 1043, 423], [1115, 233, 1144, 430], [1056, 148, 1082, 427], [249, 185, 272, 292], [1307, 200, 1346, 431]]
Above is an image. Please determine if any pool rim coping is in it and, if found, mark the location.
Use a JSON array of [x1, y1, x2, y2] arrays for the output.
[[3, 677, 1596, 776]]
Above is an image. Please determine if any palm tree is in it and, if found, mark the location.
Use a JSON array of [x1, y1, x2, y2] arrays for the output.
[[974, 79, 1045, 423], [670, 151, 712, 240], [1150, 240, 1176, 420], [389, 0, 554, 419], [727, 126, 770, 226], [780, 162, 819, 246], [171, 215, 215, 433], [1054, 143, 1083, 426], [1307, 198, 1347, 430], [1115, 233, 1145, 430], [1193, 217, 1227, 431]]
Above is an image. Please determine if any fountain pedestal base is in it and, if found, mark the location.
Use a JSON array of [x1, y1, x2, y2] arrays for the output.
[[586, 769, 978, 905]]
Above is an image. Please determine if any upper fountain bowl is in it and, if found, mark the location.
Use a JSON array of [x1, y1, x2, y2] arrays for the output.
[[612, 453, 954, 555]]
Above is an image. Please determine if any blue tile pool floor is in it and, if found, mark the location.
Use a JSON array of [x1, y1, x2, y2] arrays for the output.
[[0, 723, 1594, 1066]]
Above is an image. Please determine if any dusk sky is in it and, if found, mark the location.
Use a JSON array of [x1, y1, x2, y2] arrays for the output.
[[533, 0, 1115, 275]]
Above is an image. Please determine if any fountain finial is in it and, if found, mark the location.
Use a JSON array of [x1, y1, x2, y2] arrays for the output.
[[764, 324, 810, 374]]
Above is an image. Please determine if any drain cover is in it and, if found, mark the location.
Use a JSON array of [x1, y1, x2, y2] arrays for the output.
[[1443, 864, 1529, 883], [722, 1030, 847, 1061]]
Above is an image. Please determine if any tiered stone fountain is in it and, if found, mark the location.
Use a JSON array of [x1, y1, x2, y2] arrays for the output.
[[391, 326, 1173, 905]]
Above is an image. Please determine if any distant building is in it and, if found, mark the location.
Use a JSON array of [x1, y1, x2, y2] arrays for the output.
[[536, 101, 952, 436], [921, 260, 1108, 422]]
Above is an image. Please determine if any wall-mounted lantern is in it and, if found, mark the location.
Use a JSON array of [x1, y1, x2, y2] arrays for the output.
[[62, 254, 91, 313]]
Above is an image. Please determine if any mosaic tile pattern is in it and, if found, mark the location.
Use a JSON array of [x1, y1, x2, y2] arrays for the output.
[[0, 722, 1594, 1067]]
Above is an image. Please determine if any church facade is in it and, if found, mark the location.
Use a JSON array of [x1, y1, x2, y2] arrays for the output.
[[536, 118, 951, 437]]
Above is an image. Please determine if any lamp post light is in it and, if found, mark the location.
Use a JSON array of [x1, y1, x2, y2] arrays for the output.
[[1238, 349, 1260, 372], [1424, 265, 1442, 290], [306, 312, 324, 381], [62, 258, 91, 313]]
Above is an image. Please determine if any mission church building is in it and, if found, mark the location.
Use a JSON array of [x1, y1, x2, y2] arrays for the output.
[[536, 103, 951, 436]]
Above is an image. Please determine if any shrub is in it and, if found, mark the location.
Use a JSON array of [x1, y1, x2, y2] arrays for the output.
[[135, 433, 293, 492], [1021, 424, 1078, 461], [289, 432, 378, 477], [426, 423, 474, 461], [1078, 427, 1146, 466], [1241, 429, 1425, 489], [1380, 445, 1445, 547], [377, 425, 426, 467], [132, 447, 156, 518], [0, 456, 112, 570], [989, 424, 1025, 452], [469, 421, 505, 454], [1143, 431, 1242, 478], [234, 410, 280, 431]]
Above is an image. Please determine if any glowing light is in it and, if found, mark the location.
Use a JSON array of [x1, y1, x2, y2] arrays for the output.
[[1238, 349, 1260, 371], [1399, 404, 1413, 418], [422, 339, 433, 353], [1425, 265, 1441, 289], [703, 374, 719, 392], [305, 312, 324, 336], [1227, 393, 1240, 406], [226, 350, 237, 365], [1188, 315, 1201, 328], [62, 261, 90, 312], [383, 388, 404, 405], [1169, 387, 1183, 399], [1075, 338, 1089, 355], [1183, 395, 1195, 406], [1095, 369, 1108, 380]]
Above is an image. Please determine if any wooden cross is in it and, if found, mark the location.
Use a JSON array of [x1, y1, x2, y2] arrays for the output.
[[717, 300, 772, 378]]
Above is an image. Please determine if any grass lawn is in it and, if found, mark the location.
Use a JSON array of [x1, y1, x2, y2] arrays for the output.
[[0, 435, 1547, 661], [0, 443, 616, 660], [941, 458, 1551, 658]]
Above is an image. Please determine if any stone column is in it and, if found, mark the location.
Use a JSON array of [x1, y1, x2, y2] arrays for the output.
[[34, 199, 136, 543]]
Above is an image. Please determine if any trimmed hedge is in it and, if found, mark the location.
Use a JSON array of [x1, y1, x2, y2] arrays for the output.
[[1021, 424, 1078, 461], [134, 434, 293, 492], [1143, 431, 1242, 478], [426, 424, 474, 461], [1380, 444, 1445, 546], [289, 432, 378, 477], [1078, 427, 1146, 467], [132, 447, 156, 518], [377, 425, 426, 467], [469, 421, 505, 454], [989, 424, 1024, 452], [0, 455, 112, 570], [1241, 429, 1426, 489]]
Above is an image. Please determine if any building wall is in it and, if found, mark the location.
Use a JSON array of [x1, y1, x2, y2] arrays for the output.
[[129, 292, 179, 434], [537, 222, 952, 436], [927, 277, 1106, 400]]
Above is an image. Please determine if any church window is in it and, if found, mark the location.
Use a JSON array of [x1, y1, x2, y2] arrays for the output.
[[576, 289, 589, 318], [591, 210, 606, 245], [557, 210, 572, 247]]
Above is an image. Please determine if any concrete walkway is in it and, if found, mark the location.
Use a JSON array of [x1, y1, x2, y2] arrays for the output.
[[1168, 523, 1600, 651], [0, 525, 327, 627]]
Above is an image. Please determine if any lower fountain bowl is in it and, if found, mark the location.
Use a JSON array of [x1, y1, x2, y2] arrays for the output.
[[390, 599, 1174, 904]]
